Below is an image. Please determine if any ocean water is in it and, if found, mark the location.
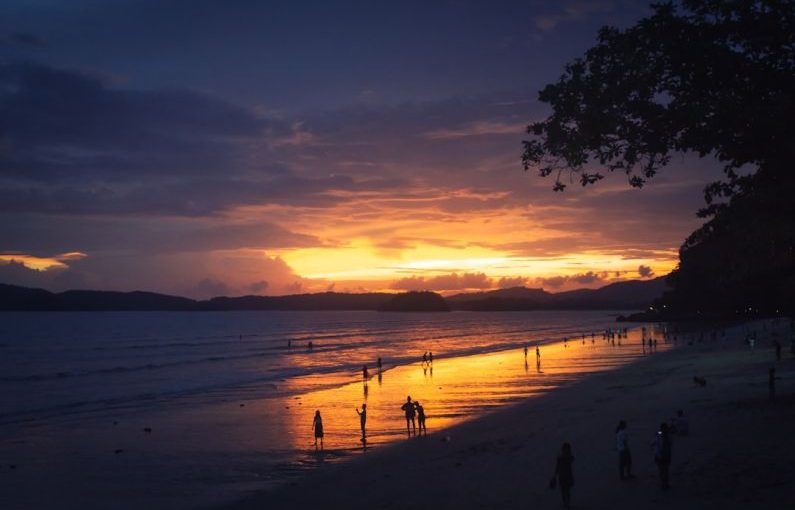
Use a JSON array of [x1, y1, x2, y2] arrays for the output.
[[0, 310, 664, 509]]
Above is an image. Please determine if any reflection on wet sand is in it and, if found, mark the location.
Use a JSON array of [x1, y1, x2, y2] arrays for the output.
[[282, 326, 668, 454]]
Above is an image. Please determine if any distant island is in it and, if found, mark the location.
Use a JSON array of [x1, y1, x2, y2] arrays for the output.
[[0, 277, 668, 312]]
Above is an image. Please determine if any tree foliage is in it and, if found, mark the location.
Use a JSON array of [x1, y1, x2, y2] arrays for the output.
[[523, 0, 795, 315], [523, 0, 794, 215]]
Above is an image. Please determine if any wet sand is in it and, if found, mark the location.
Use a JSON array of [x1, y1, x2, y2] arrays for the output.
[[225, 320, 795, 510]]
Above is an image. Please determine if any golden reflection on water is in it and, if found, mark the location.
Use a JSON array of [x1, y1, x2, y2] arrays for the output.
[[279, 326, 668, 453]]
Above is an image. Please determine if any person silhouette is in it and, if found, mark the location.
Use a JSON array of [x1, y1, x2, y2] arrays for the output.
[[376, 357, 382, 370], [308, 341, 313, 351], [415, 401, 427, 435], [524, 345, 528, 358], [312, 410, 324, 450], [536, 345, 541, 362], [422, 352, 428, 363], [653, 423, 672, 490], [356, 404, 367, 439], [401, 396, 417, 436], [615, 420, 635, 480], [428, 352, 433, 363], [550, 442, 574, 509], [362, 364, 369, 381]]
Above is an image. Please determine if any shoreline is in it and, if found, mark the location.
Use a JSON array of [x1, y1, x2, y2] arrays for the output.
[[224, 319, 794, 510]]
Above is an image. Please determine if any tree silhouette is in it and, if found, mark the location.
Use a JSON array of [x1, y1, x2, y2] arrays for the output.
[[523, 1, 793, 209], [523, 1, 794, 315]]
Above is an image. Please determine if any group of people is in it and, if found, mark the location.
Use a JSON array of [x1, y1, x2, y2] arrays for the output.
[[550, 413, 688, 508], [311, 394, 429, 449]]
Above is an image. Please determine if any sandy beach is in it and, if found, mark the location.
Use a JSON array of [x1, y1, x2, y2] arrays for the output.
[[225, 320, 795, 510]]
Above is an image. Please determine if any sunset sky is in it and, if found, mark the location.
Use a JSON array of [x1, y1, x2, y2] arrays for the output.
[[0, 0, 723, 298]]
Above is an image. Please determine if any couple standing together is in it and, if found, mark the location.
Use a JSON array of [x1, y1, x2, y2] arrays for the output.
[[400, 395, 426, 436]]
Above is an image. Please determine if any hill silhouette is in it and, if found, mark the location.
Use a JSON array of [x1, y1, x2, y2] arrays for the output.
[[0, 278, 666, 312]]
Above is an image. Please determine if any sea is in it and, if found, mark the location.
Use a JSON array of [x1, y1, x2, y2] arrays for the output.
[[0, 310, 664, 510]]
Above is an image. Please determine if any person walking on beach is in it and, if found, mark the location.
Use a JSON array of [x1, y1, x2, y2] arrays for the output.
[[524, 345, 528, 358], [422, 352, 427, 363], [376, 357, 382, 371], [401, 396, 417, 436], [653, 423, 672, 490], [312, 410, 324, 450], [536, 345, 541, 362], [615, 420, 635, 480], [429, 352, 433, 363], [362, 364, 369, 381], [356, 404, 367, 440], [549, 442, 574, 509], [415, 401, 427, 435]]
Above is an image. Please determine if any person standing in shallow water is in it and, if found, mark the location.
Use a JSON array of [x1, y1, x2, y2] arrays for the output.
[[312, 410, 324, 450], [550, 442, 574, 509], [356, 404, 367, 439], [401, 396, 417, 436], [415, 401, 427, 435], [362, 364, 369, 381]]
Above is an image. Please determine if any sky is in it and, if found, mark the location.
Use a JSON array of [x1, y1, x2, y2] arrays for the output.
[[0, 0, 724, 298]]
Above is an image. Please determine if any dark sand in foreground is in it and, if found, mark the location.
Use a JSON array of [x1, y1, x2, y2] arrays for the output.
[[225, 321, 795, 510]]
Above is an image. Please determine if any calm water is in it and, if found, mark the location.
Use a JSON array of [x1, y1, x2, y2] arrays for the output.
[[0, 310, 663, 509]]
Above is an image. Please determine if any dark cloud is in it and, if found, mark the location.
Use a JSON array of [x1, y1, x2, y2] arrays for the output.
[[392, 272, 492, 292], [0, 61, 291, 182], [248, 280, 269, 294], [535, 271, 606, 289], [0, 33, 46, 47], [193, 278, 230, 299], [0, 214, 319, 254], [497, 276, 528, 288], [638, 265, 655, 278]]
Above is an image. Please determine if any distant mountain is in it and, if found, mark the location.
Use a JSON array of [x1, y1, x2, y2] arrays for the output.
[[378, 291, 450, 312], [0, 277, 668, 312], [447, 277, 668, 311], [0, 284, 196, 311]]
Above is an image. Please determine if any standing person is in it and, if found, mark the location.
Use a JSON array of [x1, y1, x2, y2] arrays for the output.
[[429, 352, 433, 363], [362, 365, 369, 381], [536, 345, 541, 362], [524, 345, 528, 358], [312, 410, 324, 450], [672, 409, 689, 435], [401, 396, 417, 436], [376, 357, 382, 371], [615, 420, 635, 480], [653, 423, 672, 490], [422, 352, 428, 363], [356, 404, 367, 440], [549, 442, 574, 509], [769, 367, 778, 400], [415, 401, 427, 435]]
